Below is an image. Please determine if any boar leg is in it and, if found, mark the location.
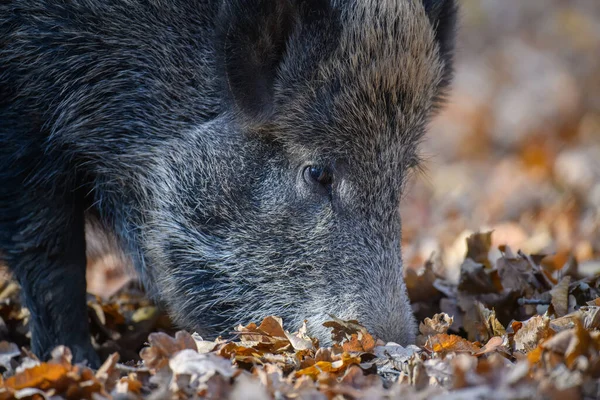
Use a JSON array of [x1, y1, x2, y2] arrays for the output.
[[4, 192, 99, 367]]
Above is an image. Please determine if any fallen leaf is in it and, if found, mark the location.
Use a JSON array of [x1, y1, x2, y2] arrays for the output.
[[551, 306, 600, 332], [342, 331, 376, 353], [419, 313, 454, 337], [497, 251, 539, 297], [140, 331, 198, 370], [550, 276, 571, 317], [587, 298, 600, 306], [0, 341, 20, 371], [458, 259, 502, 294], [475, 336, 505, 356], [424, 334, 481, 355], [323, 317, 369, 343], [465, 232, 493, 269], [513, 315, 553, 353], [405, 258, 442, 303], [295, 352, 362, 380], [3, 363, 71, 390], [477, 303, 507, 340]]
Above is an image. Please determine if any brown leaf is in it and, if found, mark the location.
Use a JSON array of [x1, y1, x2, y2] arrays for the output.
[[497, 251, 539, 297], [451, 353, 478, 389], [234, 316, 292, 354], [131, 306, 159, 324], [458, 259, 503, 294], [218, 342, 260, 363], [95, 353, 120, 392], [587, 298, 600, 306], [3, 363, 71, 390], [527, 346, 543, 364], [169, 349, 236, 379], [193, 334, 222, 354], [465, 232, 493, 269], [509, 321, 523, 336], [257, 316, 287, 339], [578, 306, 600, 330], [513, 315, 553, 353], [50, 345, 73, 366], [541, 319, 595, 369], [424, 334, 481, 355], [564, 320, 593, 369], [295, 353, 361, 380], [341, 331, 376, 353], [285, 321, 315, 351], [419, 313, 454, 337], [550, 276, 571, 317], [0, 281, 19, 301], [477, 303, 507, 340], [140, 331, 198, 370], [474, 336, 505, 356], [405, 258, 442, 303], [551, 306, 600, 333], [323, 316, 370, 344]]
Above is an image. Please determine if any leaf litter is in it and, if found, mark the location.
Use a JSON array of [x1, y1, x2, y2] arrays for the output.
[[1, 232, 600, 399]]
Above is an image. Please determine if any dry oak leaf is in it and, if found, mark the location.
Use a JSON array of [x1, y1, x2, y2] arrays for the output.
[[405, 258, 442, 303], [496, 250, 539, 297], [322, 316, 370, 344], [450, 353, 478, 389], [541, 319, 599, 369], [295, 352, 362, 380], [193, 333, 223, 354], [513, 315, 553, 353], [476, 303, 507, 341], [0, 362, 105, 400], [234, 316, 291, 354], [474, 336, 506, 356], [140, 330, 198, 370], [284, 320, 315, 352], [88, 296, 126, 329], [238, 316, 287, 339], [458, 259, 503, 294], [2, 363, 71, 390], [218, 343, 297, 372], [551, 306, 600, 332], [342, 331, 376, 353], [424, 334, 481, 355], [550, 276, 571, 317], [420, 313, 454, 337], [217, 342, 264, 364]]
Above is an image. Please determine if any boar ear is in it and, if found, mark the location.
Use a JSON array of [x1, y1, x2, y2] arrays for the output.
[[217, 0, 298, 121], [422, 0, 458, 88]]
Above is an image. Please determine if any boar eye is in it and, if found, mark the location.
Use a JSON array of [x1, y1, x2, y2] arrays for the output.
[[303, 165, 333, 188]]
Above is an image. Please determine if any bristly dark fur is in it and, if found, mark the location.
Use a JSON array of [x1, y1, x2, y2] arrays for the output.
[[0, 0, 457, 366]]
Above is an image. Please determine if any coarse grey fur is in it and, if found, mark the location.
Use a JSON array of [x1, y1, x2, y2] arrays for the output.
[[0, 0, 457, 365]]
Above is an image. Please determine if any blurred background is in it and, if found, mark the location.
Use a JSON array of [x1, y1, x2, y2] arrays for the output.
[[401, 0, 600, 280]]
